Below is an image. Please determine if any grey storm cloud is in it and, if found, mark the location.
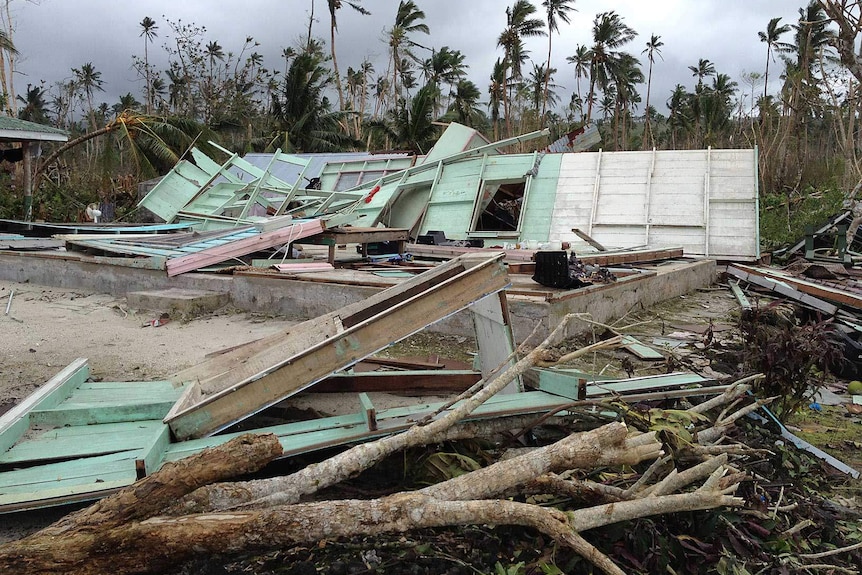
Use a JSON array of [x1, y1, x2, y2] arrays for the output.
[[13, 0, 807, 115]]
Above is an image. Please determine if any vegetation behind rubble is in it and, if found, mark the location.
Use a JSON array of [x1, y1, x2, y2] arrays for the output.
[[1, 1, 862, 248]]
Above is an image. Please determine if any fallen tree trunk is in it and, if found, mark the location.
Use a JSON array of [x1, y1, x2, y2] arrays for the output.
[[0, 323, 763, 575], [0, 418, 746, 575]]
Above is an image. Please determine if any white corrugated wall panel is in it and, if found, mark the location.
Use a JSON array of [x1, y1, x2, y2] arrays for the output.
[[548, 149, 758, 259]]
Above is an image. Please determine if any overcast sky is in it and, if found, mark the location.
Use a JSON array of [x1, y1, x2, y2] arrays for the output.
[[11, 0, 810, 116]]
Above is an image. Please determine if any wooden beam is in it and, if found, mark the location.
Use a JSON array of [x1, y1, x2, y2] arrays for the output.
[[470, 291, 521, 393], [166, 253, 510, 439], [729, 280, 751, 311], [358, 393, 377, 431], [571, 228, 606, 251], [165, 219, 325, 276], [726, 265, 838, 315], [313, 370, 480, 393], [171, 256, 473, 387], [731, 263, 862, 311]]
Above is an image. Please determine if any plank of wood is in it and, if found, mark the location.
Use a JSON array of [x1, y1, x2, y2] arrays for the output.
[[362, 357, 445, 370], [728, 280, 751, 311], [165, 218, 325, 276], [358, 393, 377, 431], [136, 424, 171, 476], [620, 335, 665, 360], [0, 478, 134, 513], [726, 266, 838, 315], [0, 420, 165, 465], [470, 291, 521, 393], [534, 370, 715, 400], [732, 263, 862, 310], [0, 450, 141, 489], [170, 255, 472, 387], [166, 391, 573, 463], [0, 358, 89, 453], [166, 254, 510, 439], [272, 262, 335, 273], [571, 228, 606, 251], [314, 370, 480, 393]]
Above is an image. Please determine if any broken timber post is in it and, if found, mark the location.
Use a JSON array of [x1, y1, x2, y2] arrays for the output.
[[166, 253, 511, 440]]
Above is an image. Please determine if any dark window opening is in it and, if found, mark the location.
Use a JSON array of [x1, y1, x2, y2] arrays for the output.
[[474, 181, 526, 232]]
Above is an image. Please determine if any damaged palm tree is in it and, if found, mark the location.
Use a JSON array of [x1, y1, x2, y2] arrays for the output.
[[0, 316, 759, 575]]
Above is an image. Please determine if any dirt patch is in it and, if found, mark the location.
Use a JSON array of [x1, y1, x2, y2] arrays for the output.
[[0, 281, 298, 405]]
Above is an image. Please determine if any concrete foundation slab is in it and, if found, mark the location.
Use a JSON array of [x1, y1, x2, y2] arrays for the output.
[[126, 288, 230, 319], [0, 252, 716, 339]]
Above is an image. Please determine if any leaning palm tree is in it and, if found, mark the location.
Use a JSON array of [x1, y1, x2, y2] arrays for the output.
[[33, 111, 211, 187], [585, 11, 636, 123], [758, 17, 792, 99], [641, 33, 663, 150], [541, 0, 576, 121], [139, 17, 158, 113], [497, 0, 546, 136], [328, 0, 371, 112]]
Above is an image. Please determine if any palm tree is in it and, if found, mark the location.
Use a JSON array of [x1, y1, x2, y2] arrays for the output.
[[666, 84, 691, 148], [528, 63, 558, 115], [265, 52, 353, 152], [688, 58, 715, 145], [17, 82, 48, 124], [205, 41, 225, 78], [566, 44, 590, 120], [139, 17, 158, 113], [388, 0, 430, 104], [327, 0, 370, 112], [372, 83, 438, 153], [689, 58, 716, 89], [541, 0, 576, 121], [758, 17, 792, 100], [585, 11, 636, 123], [73, 62, 104, 131], [422, 46, 467, 114], [115, 92, 142, 114], [702, 72, 738, 145], [488, 58, 506, 140], [608, 52, 643, 149], [447, 79, 483, 127], [497, 0, 546, 136], [641, 33, 663, 149]]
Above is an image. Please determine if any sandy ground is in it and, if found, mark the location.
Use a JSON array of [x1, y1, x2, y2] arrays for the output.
[[0, 280, 299, 410]]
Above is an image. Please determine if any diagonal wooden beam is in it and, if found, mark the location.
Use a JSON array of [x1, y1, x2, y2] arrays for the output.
[[166, 253, 511, 440]]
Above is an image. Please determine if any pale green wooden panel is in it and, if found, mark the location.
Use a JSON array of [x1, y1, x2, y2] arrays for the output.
[[0, 420, 167, 464], [480, 155, 536, 180], [0, 451, 140, 491], [520, 154, 562, 241], [139, 160, 212, 222]]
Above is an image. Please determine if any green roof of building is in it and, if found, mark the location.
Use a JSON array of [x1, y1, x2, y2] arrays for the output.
[[0, 116, 69, 142]]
